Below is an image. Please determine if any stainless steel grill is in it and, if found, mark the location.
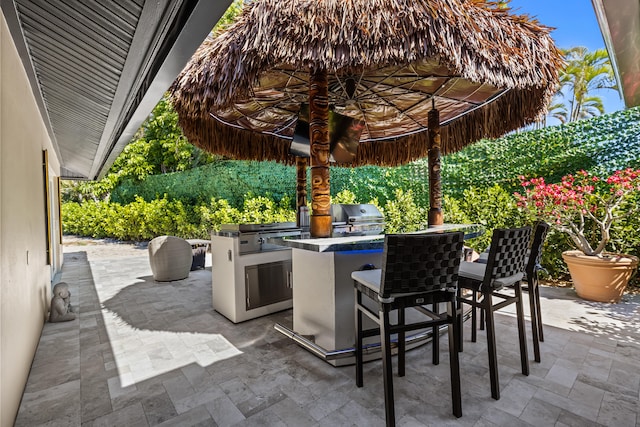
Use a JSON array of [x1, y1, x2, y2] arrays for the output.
[[218, 222, 302, 254], [331, 204, 385, 237]]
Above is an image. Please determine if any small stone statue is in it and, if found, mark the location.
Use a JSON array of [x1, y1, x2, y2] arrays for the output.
[[49, 282, 76, 323]]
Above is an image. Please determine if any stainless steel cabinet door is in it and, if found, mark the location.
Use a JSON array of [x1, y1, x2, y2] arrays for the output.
[[245, 260, 292, 310]]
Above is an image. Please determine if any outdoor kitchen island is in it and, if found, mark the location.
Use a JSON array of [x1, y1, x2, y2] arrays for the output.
[[272, 223, 484, 366]]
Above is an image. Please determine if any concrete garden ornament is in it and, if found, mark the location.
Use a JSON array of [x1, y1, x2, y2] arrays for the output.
[[516, 169, 640, 302], [49, 282, 76, 322]]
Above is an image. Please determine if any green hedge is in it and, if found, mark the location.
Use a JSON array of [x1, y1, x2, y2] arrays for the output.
[[443, 107, 640, 196], [110, 159, 430, 208]]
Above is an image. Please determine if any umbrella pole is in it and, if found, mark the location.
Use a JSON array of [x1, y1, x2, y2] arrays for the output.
[[296, 157, 308, 227], [309, 69, 332, 238], [428, 105, 443, 226]]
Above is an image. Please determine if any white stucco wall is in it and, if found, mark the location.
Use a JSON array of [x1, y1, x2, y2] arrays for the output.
[[1, 12, 62, 426]]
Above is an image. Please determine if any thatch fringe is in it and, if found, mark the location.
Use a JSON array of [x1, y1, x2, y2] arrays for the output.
[[178, 115, 297, 165], [179, 85, 549, 167], [350, 86, 549, 166]]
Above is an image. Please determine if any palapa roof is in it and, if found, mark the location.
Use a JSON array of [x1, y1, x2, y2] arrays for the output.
[[170, 0, 563, 166]]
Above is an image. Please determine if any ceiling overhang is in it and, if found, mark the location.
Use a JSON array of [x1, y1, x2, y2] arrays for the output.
[[592, 0, 640, 108], [1, 0, 232, 180]]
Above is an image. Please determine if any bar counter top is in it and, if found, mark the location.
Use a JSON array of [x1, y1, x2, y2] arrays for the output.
[[272, 223, 484, 253]]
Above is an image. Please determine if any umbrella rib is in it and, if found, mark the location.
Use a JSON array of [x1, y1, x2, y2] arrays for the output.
[[354, 100, 373, 140], [358, 91, 428, 133], [356, 62, 461, 100], [212, 111, 297, 140], [357, 75, 427, 100], [355, 79, 434, 128], [280, 70, 310, 103], [455, 84, 492, 105], [354, 66, 407, 99], [332, 73, 350, 101], [432, 78, 489, 106], [265, 68, 311, 104], [439, 89, 510, 126], [216, 103, 299, 134]]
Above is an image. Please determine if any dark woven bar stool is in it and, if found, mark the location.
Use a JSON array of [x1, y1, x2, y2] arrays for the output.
[[457, 226, 531, 400], [352, 232, 464, 426], [475, 222, 550, 362]]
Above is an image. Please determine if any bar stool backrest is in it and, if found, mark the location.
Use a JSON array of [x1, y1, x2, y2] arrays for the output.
[[526, 222, 550, 278], [483, 226, 531, 291], [379, 232, 464, 299]]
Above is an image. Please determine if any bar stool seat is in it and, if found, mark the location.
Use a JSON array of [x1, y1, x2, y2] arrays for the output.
[[459, 262, 523, 286]]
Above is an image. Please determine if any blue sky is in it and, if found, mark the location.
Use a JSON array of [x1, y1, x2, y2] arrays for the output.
[[508, 0, 625, 118]]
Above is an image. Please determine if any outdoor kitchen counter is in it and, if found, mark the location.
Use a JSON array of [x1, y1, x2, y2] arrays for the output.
[[272, 223, 484, 252], [272, 223, 484, 366]]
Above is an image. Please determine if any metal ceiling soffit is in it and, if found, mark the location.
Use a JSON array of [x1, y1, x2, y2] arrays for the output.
[[2, 0, 232, 179]]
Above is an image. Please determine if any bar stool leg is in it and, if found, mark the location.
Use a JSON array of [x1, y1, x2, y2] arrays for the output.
[[534, 274, 545, 342], [355, 288, 364, 387], [471, 291, 478, 342], [447, 298, 462, 418], [456, 287, 464, 352], [479, 294, 485, 331], [515, 283, 530, 376], [398, 307, 406, 376], [432, 302, 439, 365], [483, 291, 500, 400], [381, 306, 396, 427], [527, 278, 541, 363]]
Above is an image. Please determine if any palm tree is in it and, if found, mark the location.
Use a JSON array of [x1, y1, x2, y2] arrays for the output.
[[553, 47, 618, 123], [544, 100, 569, 126]]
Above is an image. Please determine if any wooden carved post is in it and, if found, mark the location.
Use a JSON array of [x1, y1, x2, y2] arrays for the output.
[[295, 156, 307, 227], [309, 68, 332, 237], [428, 103, 443, 226]]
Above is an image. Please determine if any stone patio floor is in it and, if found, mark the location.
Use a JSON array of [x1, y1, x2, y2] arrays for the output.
[[14, 246, 640, 426]]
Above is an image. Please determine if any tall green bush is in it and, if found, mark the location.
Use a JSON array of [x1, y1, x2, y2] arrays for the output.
[[382, 189, 427, 233], [62, 195, 296, 241], [440, 185, 526, 252]]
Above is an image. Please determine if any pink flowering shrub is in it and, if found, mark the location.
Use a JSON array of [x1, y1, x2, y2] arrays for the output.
[[515, 169, 640, 256]]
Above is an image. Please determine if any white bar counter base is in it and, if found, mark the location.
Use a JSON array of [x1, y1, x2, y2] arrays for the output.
[[211, 235, 293, 323], [273, 224, 483, 366]]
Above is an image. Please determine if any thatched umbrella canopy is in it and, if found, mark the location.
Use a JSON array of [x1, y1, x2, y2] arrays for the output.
[[170, 0, 562, 236]]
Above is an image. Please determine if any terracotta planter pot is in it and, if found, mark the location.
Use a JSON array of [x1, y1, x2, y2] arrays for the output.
[[562, 250, 639, 303]]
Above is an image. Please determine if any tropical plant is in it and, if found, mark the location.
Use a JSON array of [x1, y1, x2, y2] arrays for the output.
[[546, 99, 569, 125], [515, 169, 640, 256], [128, 96, 215, 175], [382, 189, 426, 233], [554, 47, 617, 122], [214, 0, 244, 34], [332, 189, 358, 204]]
